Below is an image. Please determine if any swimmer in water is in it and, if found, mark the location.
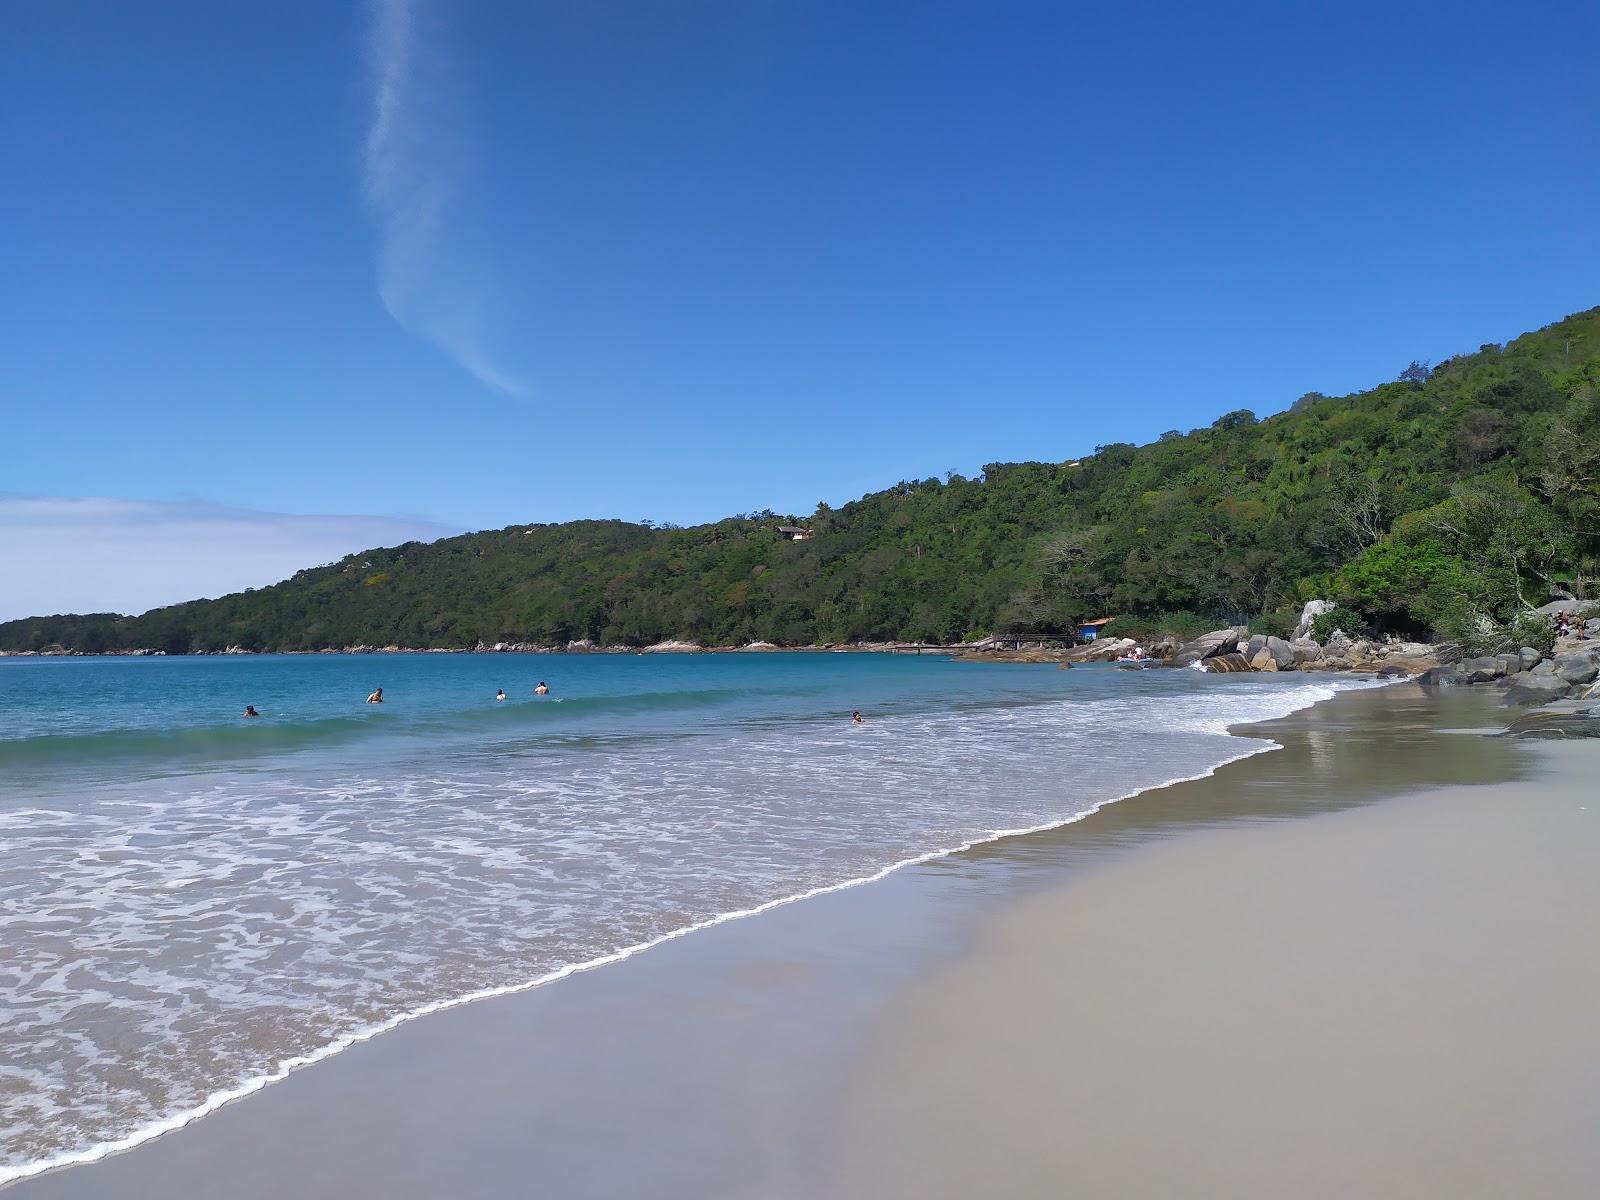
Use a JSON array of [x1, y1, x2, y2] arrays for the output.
[[852, 711, 865, 723], [534, 682, 550, 696], [366, 688, 384, 704], [242, 705, 260, 718], [496, 689, 506, 701]]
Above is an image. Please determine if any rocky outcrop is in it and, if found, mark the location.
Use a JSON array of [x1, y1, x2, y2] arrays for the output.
[[1171, 629, 1243, 669], [1501, 674, 1572, 706], [1503, 702, 1600, 738], [1073, 637, 1138, 662], [1459, 655, 1508, 683], [1287, 637, 1321, 664], [1321, 629, 1353, 659], [1552, 652, 1600, 686], [1292, 599, 1335, 641], [1203, 652, 1254, 673]]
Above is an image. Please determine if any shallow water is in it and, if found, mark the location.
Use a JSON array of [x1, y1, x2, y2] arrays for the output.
[[0, 652, 1379, 1180]]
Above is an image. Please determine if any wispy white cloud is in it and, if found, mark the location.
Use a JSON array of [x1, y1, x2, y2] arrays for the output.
[[0, 495, 461, 621], [362, 0, 530, 398]]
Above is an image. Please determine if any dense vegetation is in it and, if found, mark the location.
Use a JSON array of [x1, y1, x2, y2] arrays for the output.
[[6, 308, 1598, 655]]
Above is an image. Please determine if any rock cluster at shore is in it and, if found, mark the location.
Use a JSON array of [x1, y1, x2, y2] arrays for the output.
[[1423, 637, 1600, 738]]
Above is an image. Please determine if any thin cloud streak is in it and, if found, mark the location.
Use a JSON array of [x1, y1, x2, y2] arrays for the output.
[[362, 0, 530, 398], [0, 495, 461, 621]]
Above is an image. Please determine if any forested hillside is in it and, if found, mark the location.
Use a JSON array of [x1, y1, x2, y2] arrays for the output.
[[6, 308, 1598, 655]]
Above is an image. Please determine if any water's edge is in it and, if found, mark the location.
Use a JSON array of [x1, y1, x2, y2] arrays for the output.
[[0, 678, 1377, 1189]]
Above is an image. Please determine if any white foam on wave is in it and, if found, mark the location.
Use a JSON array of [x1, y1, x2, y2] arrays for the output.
[[0, 674, 1384, 1187]]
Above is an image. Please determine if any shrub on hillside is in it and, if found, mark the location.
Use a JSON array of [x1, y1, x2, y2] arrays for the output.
[[1430, 604, 1549, 657], [1309, 606, 1371, 642], [1507, 611, 1556, 655]]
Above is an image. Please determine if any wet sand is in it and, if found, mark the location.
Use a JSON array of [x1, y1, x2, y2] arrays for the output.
[[827, 742, 1600, 1199], [8, 683, 1589, 1198]]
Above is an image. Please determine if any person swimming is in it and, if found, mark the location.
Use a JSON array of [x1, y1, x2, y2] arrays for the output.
[[496, 689, 506, 701], [366, 688, 384, 704], [242, 705, 260, 718], [534, 682, 550, 696], [852, 711, 865, 723]]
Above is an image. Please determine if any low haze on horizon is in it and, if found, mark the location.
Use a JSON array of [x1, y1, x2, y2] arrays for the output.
[[2, 0, 1597, 619]]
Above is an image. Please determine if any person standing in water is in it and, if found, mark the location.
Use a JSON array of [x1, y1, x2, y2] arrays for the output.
[[852, 711, 865, 723], [496, 689, 506, 701], [366, 688, 384, 704], [534, 682, 550, 696], [242, 705, 260, 718]]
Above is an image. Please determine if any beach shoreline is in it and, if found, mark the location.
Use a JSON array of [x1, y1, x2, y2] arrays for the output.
[[826, 739, 1599, 1199], [7, 682, 1589, 1197]]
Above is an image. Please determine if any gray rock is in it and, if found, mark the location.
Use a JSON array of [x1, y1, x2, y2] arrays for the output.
[[1171, 629, 1243, 669], [1531, 660, 1557, 676], [1287, 637, 1321, 664], [1293, 599, 1336, 641], [1553, 653, 1600, 686], [1534, 599, 1600, 617], [1421, 665, 1467, 687], [1460, 656, 1506, 684], [1246, 633, 1268, 660], [1323, 630, 1353, 658], [1503, 707, 1600, 738], [1264, 635, 1298, 670], [1518, 646, 1543, 669], [1495, 653, 1525, 675], [1500, 674, 1572, 706]]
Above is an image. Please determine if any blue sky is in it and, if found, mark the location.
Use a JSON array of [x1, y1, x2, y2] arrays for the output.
[[2, 0, 1597, 618]]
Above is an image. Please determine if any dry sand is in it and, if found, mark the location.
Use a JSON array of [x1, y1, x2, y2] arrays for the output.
[[826, 741, 1600, 1199]]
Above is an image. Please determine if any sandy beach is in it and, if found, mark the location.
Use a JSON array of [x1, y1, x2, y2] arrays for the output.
[[827, 738, 1600, 1199], [7, 683, 1596, 1198]]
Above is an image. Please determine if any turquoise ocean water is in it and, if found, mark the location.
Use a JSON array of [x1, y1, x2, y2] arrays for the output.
[[0, 651, 1377, 1181]]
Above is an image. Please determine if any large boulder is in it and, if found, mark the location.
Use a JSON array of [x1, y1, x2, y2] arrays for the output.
[[1534, 599, 1600, 617], [1518, 646, 1544, 670], [1421, 665, 1468, 687], [1073, 636, 1137, 662], [1245, 633, 1268, 660], [1501, 674, 1572, 706], [1249, 648, 1279, 672], [1459, 656, 1507, 684], [1293, 599, 1336, 641], [1553, 653, 1600, 686], [1287, 637, 1322, 664], [1171, 629, 1242, 669], [1495, 653, 1525, 676], [1264, 635, 1298, 670], [1322, 629, 1354, 659], [1203, 652, 1254, 673]]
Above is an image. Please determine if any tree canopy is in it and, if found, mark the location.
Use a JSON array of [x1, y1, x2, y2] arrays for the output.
[[6, 307, 1598, 654]]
